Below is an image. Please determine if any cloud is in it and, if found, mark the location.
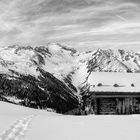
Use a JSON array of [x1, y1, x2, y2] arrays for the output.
[[0, 0, 140, 50]]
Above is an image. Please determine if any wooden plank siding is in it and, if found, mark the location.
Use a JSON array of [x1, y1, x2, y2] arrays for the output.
[[89, 92, 140, 115]]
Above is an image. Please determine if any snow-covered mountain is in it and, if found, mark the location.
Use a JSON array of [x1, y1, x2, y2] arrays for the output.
[[0, 43, 76, 78], [0, 43, 140, 113], [0, 43, 79, 113], [87, 49, 140, 73]]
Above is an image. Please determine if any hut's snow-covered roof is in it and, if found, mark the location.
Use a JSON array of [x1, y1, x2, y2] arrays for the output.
[[88, 72, 140, 93]]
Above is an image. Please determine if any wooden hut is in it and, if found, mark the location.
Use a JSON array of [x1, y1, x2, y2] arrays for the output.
[[87, 72, 140, 115]]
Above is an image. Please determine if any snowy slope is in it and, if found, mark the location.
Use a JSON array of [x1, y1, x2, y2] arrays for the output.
[[87, 49, 140, 73], [1, 101, 140, 140], [0, 43, 80, 113], [0, 43, 77, 79], [0, 43, 79, 93]]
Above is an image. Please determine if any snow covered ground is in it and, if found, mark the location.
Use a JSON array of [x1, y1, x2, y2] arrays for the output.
[[0, 101, 140, 140]]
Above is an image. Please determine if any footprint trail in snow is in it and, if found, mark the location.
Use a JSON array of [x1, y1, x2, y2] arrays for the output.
[[0, 115, 34, 140]]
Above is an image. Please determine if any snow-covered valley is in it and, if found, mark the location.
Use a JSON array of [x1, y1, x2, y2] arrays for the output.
[[1, 101, 140, 140]]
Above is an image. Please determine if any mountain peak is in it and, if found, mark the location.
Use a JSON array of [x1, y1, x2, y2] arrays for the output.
[[47, 42, 77, 54], [47, 42, 62, 52]]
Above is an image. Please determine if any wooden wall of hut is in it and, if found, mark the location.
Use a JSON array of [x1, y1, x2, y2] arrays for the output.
[[95, 97, 140, 115], [116, 97, 140, 114]]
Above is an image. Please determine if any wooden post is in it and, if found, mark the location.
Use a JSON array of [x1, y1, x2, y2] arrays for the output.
[[94, 96, 98, 114], [116, 98, 121, 114], [122, 98, 125, 114]]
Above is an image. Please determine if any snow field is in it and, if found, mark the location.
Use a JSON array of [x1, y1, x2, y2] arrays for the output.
[[0, 115, 34, 140], [1, 101, 140, 140]]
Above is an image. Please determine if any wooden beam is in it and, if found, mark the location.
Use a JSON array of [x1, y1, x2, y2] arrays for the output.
[[94, 97, 98, 114], [94, 95, 140, 98]]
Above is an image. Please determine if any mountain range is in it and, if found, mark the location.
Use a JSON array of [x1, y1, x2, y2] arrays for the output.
[[0, 43, 140, 113]]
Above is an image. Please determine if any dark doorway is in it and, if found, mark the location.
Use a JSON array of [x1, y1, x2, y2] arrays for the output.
[[97, 98, 116, 114]]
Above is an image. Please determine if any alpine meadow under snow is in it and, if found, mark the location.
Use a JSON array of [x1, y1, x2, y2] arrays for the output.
[[1, 101, 140, 140]]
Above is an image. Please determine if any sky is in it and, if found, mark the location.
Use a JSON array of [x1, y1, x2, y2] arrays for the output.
[[0, 0, 140, 51]]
